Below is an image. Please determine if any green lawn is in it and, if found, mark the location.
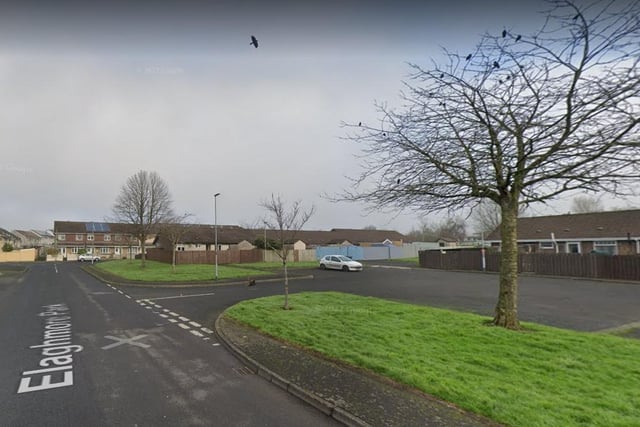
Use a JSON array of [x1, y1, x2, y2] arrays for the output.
[[93, 259, 317, 282], [226, 292, 640, 427]]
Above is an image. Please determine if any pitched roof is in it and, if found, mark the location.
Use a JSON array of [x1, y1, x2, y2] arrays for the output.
[[486, 209, 640, 241], [0, 228, 19, 240], [53, 221, 138, 234]]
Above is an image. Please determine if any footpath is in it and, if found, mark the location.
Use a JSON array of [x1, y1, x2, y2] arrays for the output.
[[216, 315, 502, 427]]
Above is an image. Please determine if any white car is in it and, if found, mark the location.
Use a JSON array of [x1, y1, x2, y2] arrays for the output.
[[319, 255, 363, 272], [78, 254, 100, 262]]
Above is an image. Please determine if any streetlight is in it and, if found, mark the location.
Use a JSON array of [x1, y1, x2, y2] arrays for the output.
[[214, 193, 221, 280]]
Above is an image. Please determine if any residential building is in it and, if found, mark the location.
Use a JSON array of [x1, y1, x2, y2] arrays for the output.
[[0, 228, 19, 249], [53, 221, 143, 261], [486, 209, 640, 255]]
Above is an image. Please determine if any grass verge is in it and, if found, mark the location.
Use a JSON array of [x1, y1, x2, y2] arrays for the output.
[[226, 291, 640, 427], [93, 259, 317, 282]]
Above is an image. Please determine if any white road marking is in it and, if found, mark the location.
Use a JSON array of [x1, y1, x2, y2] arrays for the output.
[[163, 308, 171, 312], [159, 314, 169, 318], [178, 316, 189, 322], [145, 306, 153, 309], [168, 312, 179, 317], [125, 295, 131, 299], [201, 328, 214, 334], [168, 319, 178, 323], [189, 321, 202, 328], [190, 330, 204, 337], [369, 265, 412, 270], [177, 323, 190, 330], [146, 292, 216, 301], [101, 335, 150, 350], [212, 343, 220, 347]]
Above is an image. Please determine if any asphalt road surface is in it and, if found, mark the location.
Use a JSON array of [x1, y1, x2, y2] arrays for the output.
[[2, 262, 638, 426], [0, 263, 340, 426]]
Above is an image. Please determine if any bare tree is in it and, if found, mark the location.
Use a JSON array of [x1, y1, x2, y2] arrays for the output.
[[472, 200, 503, 236], [158, 213, 194, 273], [571, 194, 604, 213], [342, 1, 640, 329], [112, 170, 174, 268], [260, 194, 315, 310], [406, 217, 466, 242]]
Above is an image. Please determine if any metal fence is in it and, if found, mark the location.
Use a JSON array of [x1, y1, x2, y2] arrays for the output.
[[419, 249, 640, 281]]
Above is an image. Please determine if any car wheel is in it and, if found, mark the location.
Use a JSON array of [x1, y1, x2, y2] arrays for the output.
[[320, 264, 326, 270], [342, 265, 349, 272]]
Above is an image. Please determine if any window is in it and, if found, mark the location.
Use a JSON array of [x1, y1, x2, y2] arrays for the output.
[[71, 247, 79, 254], [567, 242, 581, 254], [76, 234, 83, 241], [104, 234, 111, 241], [100, 247, 110, 254], [87, 234, 94, 241], [539, 241, 555, 249], [57, 234, 65, 241], [115, 234, 122, 241], [594, 241, 617, 255]]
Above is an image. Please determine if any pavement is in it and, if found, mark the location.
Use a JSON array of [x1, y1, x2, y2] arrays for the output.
[[215, 314, 503, 427]]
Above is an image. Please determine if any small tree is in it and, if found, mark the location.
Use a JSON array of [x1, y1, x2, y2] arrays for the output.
[[2, 242, 14, 252], [158, 213, 193, 273], [112, 170, 174, 268], [260, 194, 315, 310]]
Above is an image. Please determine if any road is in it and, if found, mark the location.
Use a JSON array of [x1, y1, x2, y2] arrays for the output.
[[0, 263, 339, 426], [2, 262, 639, 426]]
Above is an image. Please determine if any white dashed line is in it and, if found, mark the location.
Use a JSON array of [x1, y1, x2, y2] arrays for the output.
[[163, 308, 171, 312], [145, 306, 153, 309], [168, 319, 178, 323], [190, 330, 204, 337], [178, 323, 190, 330], [125, 295, 131, 299], [159, 314, 169, 318], [178, 316, 189, 322], [201, 328, 214, 334], [189, 321, 202, 328], [212, 343, 220, 347], [168, 312, 179, 317]]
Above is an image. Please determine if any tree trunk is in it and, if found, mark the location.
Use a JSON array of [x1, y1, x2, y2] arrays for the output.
[[140, 236, 146, 269], [283, 259, 289, 310], [493, 198, 521, 329], [172, 245, 176, 273]]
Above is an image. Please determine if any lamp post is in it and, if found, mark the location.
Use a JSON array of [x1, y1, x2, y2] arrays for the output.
[[214, 193, 221, 280]]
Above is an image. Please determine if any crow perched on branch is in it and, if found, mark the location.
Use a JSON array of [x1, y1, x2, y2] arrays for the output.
[[493, 61, 500, 69], [502, 29, 507, 38], [466, 54, 472, 61], [250, 35, 258, 48]]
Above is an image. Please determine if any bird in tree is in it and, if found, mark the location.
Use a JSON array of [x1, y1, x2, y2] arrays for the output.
[[466, 54, 472, 60], [250, 35, 259, 48], [515, 34, 522, 42], [502, 29, 507, 38], [493, 61, 500, 68]]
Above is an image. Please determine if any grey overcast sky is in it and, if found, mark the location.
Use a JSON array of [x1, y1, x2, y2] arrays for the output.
[[1, 0, 630, 233]]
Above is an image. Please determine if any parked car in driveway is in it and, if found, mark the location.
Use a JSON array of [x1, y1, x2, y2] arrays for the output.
[[78, 254, 100, 262], [319, 255, 363, 272]]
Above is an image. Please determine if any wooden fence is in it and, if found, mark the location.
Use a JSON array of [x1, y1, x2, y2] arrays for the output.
[[147, 248, 263, 265], [419, 249, 640, 281]]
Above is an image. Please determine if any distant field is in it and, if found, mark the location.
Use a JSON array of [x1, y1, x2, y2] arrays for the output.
[[227, 292, 640, 427]]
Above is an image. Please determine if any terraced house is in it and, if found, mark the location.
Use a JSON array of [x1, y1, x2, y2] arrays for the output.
[[487, 209, 640, 255], [53, 221, 143, 261]]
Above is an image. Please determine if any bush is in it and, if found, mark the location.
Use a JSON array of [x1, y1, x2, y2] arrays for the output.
[[2, 242, 14, 252]]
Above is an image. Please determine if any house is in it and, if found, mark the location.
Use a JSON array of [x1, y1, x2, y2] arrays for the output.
[[486, 209, 640, 255], [12, 229, 54, 249], [53, 221, 143, 261], [153, 224, 257, 252], [0, 228, 19, 249]]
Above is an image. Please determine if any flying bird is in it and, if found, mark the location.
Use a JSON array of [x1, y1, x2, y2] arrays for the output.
[[250, 35, 258, 48], [502, 29, 507, 38], [465, 54, 472, 61], [493, 61, 500, 69]]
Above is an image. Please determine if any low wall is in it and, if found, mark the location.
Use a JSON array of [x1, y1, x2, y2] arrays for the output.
[[0, 248, 36, 262]]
